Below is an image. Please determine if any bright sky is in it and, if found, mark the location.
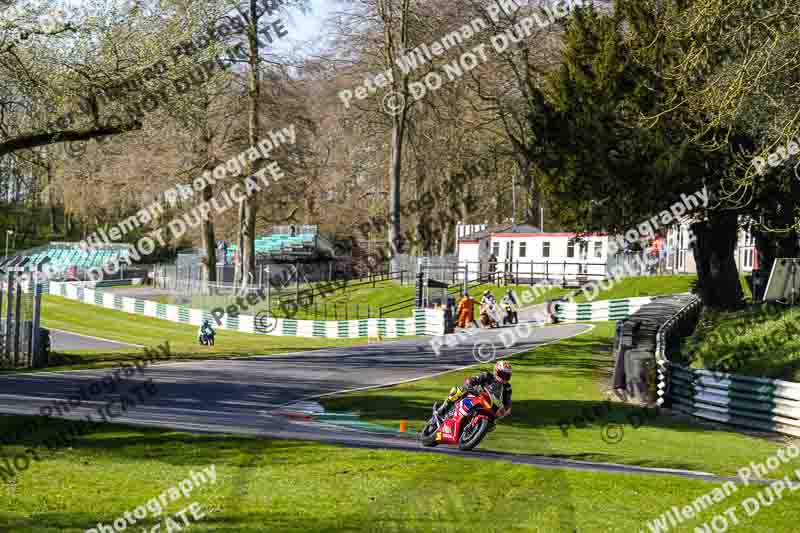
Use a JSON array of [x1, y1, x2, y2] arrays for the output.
[[277, 0, 335, 56], [2, 0, 336, 61]]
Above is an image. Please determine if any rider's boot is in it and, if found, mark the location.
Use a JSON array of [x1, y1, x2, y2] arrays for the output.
[[434, 385, 465, 419]]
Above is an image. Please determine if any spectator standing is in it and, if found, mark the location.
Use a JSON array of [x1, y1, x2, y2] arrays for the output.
[[456, 293, 479, 328], [488, 253, 498, 283]]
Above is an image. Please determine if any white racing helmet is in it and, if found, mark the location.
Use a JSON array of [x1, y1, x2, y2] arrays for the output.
[[495, 361, 512, 383]]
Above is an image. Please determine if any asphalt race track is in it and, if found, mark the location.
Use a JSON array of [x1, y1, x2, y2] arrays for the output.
[[48, 328, 143, 351], [0, 322, 750, 483]]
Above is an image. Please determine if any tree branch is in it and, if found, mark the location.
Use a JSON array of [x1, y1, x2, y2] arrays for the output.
[[0, 120, 141, 156]]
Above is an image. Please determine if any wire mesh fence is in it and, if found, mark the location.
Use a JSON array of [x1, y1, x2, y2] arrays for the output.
[[152, 260, 352, 293], [148, 267, 390, 320], [0, 273, 37, 368]]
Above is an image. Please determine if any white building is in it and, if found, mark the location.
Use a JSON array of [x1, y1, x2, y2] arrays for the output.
[[663, 218, 758, 275], [456, 224, 612, 283], [735, 223, 758, 273], [664, 221, 695, 274], [456, 220, 760, 284]]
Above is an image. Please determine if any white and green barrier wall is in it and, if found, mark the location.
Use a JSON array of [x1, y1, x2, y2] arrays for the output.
[[552, 292, 800, 438], [555, 297, 655, 322], [654, 296, 800, 438], [668, 365, 800, 438], [44, 281, 446, 339]]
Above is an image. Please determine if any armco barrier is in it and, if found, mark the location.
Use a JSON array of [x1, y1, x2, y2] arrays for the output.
[[555, 297, 654, 322], [668, 366, 800, 437], [561, 292, 800, 437], [654, 296, 800, 437], [612, 294, 697, 402], [43, 281, 445, 339]]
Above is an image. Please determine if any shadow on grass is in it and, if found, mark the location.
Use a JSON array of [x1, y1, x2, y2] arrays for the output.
[[0, 424, 363, 533], [1, 509, 427, 533], [326, 393, 724, 435], [325, 393, 747, 472], [0, 414, 316, 469], [1, 342, 369, 373]]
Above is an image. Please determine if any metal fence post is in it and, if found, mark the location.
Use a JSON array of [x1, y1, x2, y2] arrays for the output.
[[266, 266, 271, 316], [0, 275, 3, 360], [4, 271, 13, 361], [13, 280, 21, 366], [31, 275, 42, 368]]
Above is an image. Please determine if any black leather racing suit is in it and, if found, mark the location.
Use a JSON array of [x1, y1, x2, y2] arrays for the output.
[[464, 371, 512, 415]]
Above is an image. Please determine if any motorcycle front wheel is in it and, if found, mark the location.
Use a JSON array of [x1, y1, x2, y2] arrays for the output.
[[458, 416, 490, 450], [420, 421, 439, 447]]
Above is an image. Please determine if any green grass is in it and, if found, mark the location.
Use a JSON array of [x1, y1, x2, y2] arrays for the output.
[[684, 303, 800, 381], [323, 322, 798, 479], [0, 416, 798, 532], [2, 277, 799, 530], [134, 281, 572, 319], [4, 294, 370, 371], [572, 275, 697, 302], [123, 274, 699, 321]]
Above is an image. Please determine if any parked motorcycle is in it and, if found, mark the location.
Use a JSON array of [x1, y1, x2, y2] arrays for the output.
[[420, 387, 498, 450]]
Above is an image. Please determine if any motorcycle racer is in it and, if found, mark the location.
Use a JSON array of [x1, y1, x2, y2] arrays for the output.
[[433, 361, 512, 420], [198, 319, 216, 346]]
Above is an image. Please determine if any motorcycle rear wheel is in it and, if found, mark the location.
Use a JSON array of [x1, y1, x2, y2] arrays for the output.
[[420, 421, 439, 447], [458, 417, 490, 450]]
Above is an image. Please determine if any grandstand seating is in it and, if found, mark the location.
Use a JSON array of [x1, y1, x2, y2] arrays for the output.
[[225, 232, 317, 262], [14, 244, 130, 273]]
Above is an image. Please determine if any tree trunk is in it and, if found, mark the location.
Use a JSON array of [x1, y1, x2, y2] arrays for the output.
[[754, 229, 799, 276], [241, 201, 257, 288], [439, 222, 450, 256], [388, 112, 405, 266], [691, 213, 743, 309], [235, 201, 257, 289], [235, 0, 263, 292], [46, 161, 58, 233], [200, 183, 217, 289], [512, 146, 540, 226], [378, 0, 411, 272], [49, 204, 58, 234]]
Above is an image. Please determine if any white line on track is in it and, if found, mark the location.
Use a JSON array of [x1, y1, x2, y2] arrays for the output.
[[48, 327, 145, 348], [275, 324, 595, 408]]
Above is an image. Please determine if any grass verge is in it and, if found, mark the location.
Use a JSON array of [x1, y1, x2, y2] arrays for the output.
[[571, 275, 697, 302], [107, 275, 699, 322], [0, 294, 370, 372], [111, 281, 572, 319], [0, 416, 798, 532], [684, 303, 800, 381], [323, 322, 798, 478]]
